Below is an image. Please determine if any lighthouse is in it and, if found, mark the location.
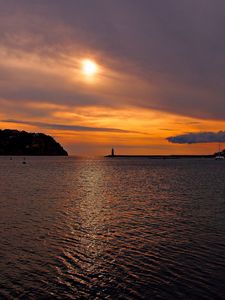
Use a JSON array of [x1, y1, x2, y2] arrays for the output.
[[111, 148, 115, 157]]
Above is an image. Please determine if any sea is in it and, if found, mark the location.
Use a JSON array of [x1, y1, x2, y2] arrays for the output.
[[0, 156, 225, 299]]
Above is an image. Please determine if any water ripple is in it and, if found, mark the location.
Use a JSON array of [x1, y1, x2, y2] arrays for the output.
[[0, 157, 225, 299]]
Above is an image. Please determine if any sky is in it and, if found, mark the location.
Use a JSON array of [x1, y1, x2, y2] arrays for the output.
[[1, 0, 225, 155]]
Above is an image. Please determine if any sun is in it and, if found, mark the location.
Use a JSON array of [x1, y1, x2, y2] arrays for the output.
[[82, 59, 98, 76]]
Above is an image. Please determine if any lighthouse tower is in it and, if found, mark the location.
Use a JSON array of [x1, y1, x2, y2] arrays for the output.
[[111, 148, 115, 157]]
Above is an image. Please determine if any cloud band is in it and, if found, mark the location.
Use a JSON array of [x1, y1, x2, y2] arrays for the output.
[[1, 119, 135, 133], [167, 131, 225, 144]]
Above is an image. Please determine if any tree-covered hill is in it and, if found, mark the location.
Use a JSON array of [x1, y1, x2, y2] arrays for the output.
[[0, 129, 68, 156]]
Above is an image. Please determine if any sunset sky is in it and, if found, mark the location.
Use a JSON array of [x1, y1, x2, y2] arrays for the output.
[[1, 0, 225, 155]]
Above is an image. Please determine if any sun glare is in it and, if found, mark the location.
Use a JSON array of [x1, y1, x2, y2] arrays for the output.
[[82, 59, 98, 76]]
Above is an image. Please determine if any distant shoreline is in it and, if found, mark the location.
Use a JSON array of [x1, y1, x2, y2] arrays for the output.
[[105, 155, 214, 159]]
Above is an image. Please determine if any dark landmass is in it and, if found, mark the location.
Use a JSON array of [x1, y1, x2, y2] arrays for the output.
[[215, 150, 225, 156], [0, 129, 68, 156], [105, 147, 224, 159]]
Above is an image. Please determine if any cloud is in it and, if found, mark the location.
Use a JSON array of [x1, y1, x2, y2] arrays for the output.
[[1, 119, 136, 133], [167, 131, 225, 144], [1, 1, 225, 120]]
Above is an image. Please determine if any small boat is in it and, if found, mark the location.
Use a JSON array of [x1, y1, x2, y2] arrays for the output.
[[215, 155, 224, 160], [215, 143, 224, 160]]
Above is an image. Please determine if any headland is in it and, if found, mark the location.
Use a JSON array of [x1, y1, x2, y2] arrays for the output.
[[0, 129, 68, 156]]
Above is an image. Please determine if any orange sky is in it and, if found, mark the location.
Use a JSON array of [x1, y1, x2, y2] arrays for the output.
[[1, 103, 225, 156]]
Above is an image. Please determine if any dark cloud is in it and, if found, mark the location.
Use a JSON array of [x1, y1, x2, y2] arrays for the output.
[[160, 128, 175, 131], [167, 131, 225, 144], [1, 119, 135, 133]]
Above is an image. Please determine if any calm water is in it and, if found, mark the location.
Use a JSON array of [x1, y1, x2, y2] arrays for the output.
[[0, 157, 225, 299]]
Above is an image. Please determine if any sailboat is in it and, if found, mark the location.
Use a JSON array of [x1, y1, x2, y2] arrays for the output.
[[215, 143, 224, 160]]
